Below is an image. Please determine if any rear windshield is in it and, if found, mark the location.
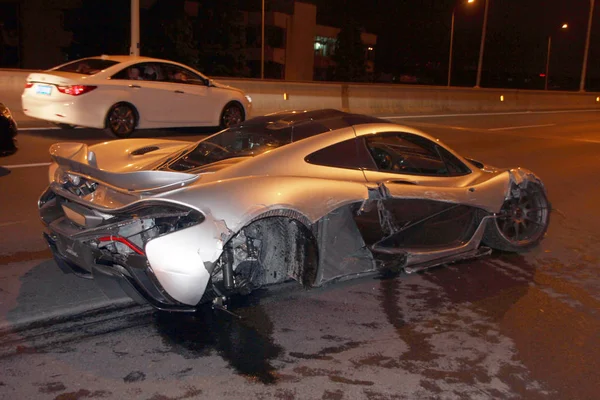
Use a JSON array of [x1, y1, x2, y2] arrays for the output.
[[54, 59, 120, 75], [167, 125, 294, 171]]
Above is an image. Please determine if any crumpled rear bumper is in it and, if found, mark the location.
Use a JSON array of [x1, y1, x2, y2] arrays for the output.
[[43, 230, 200, 312]]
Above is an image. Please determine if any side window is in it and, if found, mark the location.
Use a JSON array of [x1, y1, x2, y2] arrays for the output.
[[436, 145, 471, 176], [161, 64, 207, 86], [111, 64, 151, 81], [365, 132, 450, 176], [305, 138, 377, 170]]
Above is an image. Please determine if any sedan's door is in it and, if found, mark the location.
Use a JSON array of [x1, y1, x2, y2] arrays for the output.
[[354, 131, 485, 252], [109, 62, 184, 123], [159, 64, 216, 124]]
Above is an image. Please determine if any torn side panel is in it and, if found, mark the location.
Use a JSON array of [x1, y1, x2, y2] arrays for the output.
[[313, 204, 376, 286]]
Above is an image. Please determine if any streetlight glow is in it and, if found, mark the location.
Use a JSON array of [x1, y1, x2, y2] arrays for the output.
[[545, 23, 570, 90], [448, 0, 478, 87], [475, 0, 490, 88]]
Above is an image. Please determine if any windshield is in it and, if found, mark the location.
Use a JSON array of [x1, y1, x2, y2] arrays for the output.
[[167, 124, 294, 171], [54, 59, 120, 75]]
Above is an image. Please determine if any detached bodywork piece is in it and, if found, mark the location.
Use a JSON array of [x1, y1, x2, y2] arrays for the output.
[[0, 103, 18, 157], [39, 109, 550, 311]]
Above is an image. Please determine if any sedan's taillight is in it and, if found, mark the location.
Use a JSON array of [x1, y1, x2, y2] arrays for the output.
[[57, 85, 97, 96], [24, 82, 33, 89]]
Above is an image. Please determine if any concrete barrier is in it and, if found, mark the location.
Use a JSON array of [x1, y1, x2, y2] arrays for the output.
[[2, 68, 599, 118]]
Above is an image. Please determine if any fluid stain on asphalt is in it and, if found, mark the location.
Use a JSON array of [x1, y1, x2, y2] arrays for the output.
[[378, 275, 437, 363], [153, 294, 282, 384]]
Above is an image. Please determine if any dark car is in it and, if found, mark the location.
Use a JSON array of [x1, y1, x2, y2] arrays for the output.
[[0, 103, 18, 156]]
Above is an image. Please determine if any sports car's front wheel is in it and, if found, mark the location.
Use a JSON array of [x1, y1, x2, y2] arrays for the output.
[[219, 102, 244, 129], [105, 103, 137, 139], [483, 183, 550, 252]]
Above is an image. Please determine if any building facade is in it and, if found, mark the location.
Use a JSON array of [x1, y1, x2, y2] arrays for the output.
[[243, 1, 377, 81]]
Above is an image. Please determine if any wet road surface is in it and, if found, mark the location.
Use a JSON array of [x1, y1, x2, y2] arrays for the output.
[[0, 110, 599, 399]]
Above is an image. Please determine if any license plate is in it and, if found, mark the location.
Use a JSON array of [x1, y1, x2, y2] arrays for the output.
[[36, 84, 52, 95]]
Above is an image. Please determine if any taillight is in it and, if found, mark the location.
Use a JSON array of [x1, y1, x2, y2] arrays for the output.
[[24, 82, 33, 89], [57, 85, 97, 96]]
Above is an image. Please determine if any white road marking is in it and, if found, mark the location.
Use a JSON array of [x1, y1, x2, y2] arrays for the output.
[[381, 109, 600, 119], [18, 126, 60, 131], [488, 123, 556, 131], [0, 220, 27, 228], [0, 162, 51, 169]]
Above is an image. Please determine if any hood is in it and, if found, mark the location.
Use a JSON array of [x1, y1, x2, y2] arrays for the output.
[[210, 79, 245, 95], [49, 139, 199, 192]]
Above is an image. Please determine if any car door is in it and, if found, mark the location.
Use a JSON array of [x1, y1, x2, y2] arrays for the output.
[[354, 131, 482, 252], [160, 64, 215, 124], [109, 62, 182, 123]]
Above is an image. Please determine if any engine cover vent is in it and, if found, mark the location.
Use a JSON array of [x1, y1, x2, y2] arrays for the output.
[[131, 146, 160, 156]]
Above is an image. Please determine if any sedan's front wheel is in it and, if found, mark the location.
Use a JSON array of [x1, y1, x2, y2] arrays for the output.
[[105, 103, 137, 139], [219, 102, 244, 129]]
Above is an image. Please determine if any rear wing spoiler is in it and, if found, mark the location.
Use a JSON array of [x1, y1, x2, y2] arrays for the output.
[[49, 142, 198, 193]]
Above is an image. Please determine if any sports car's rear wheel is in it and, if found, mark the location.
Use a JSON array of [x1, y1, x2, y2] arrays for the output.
[[105, 103, 137, 138], [207, 216, 318, 302], [483, 183, 550, 252], [219, 102, 244, 129]]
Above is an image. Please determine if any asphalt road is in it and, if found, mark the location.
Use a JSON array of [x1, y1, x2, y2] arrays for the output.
[[0, 110, 599, 399]]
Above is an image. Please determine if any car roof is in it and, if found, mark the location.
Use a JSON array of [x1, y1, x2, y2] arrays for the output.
[[231, 109, 392, 143], [86, 55, 170, 63]]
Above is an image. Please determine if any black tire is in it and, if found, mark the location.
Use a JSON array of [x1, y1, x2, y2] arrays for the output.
[[219, 102, 244, 129], [483, 183, 550, 252], [54, 123, 76, 129], [105, 103, 137, 138]]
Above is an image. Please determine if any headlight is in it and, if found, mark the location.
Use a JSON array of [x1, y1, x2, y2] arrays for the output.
[[245, 94, 252, 104]]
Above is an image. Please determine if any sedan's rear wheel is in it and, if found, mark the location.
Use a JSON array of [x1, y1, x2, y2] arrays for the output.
[[483, 183, 550, 252], [105, 103, 137, 138], [219, 102, 244, 129]]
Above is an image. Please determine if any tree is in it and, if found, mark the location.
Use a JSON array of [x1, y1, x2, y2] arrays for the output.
[[194, 0, 248, 77], [142, 0, 247, 77], [333, 21, 367, 82], [62, 0, 129, 60], [142, 0, 199, 68]]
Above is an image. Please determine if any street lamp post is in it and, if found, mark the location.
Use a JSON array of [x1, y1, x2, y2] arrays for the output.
[[448, 10, 456, 87], [580, 0, 595, 92], [544, 36, 552, 90], [448, 0, 476, 87], [474, 0, 489, 88], [130, 0, 140, 56], [544, 24, 568, 91], [261, 0, 265, 79]]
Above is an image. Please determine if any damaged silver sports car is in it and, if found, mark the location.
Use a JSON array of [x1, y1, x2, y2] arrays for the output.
[[39, 109, 550, 311]]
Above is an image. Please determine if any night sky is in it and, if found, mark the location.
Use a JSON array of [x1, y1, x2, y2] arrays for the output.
[[311, 0, 599, 81]]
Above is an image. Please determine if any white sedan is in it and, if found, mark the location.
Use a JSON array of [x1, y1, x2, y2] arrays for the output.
[[21, 55, 252, 138]]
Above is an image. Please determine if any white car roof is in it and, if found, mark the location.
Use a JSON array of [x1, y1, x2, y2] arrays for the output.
[[88, 55, 171, 63]]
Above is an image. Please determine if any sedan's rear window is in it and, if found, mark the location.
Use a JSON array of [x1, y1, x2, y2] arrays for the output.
[[54, 59, 120, 75]]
